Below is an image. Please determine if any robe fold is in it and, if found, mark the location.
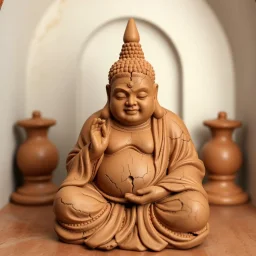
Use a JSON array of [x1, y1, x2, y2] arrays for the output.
[[54, 109, 209, 251]]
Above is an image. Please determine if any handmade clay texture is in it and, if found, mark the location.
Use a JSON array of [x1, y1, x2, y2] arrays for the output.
[[53, 19, 209, 251], [201, 112, 248, 205], [11, 111, 58, 205], [0, 0, 4, 10]]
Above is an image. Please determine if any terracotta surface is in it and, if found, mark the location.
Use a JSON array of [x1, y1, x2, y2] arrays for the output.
[[1, 203, 256, 255], [53, 18, 209, 251], [11, 111, 58, 205], [0, 0, 4, 10], [201, 112, 248, 205]]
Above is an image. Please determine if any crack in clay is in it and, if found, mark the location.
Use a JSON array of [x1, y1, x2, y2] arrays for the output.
[[157, 191, 204, 226], [168, 131, 183, 140], [186, 197, 207, 225], [128, 164, 132, 176], [179, 199, 184, 211], [138, 74, 146, 87], [105, 174, 123, 195], [160, 198, 184, 212], [168, 119, 191, 142], [130, 72, 133, 81], [128, 150, 133, 164], [60, 198, 92, 217], [121, 166, 130, 183], [80, 193, 106, 204], [128, 176, 135, 193], [187, 197, 207, 210], [121, 166, 127, 182], [51, 18, 209, 251], [127, 164, 135, 192], [151, 208, 195, 239], [169, 131, 191, 142], [133, 164, 149, 184], [184, 201, 196, 223], [121, 163, 150, 192]]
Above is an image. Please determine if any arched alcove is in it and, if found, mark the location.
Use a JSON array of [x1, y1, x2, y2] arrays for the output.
[[26, 0, 235, 185], [76, 18, 181, 134]]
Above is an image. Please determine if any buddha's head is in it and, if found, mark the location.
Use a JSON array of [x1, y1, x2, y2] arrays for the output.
[[102, 19, 164, 126]]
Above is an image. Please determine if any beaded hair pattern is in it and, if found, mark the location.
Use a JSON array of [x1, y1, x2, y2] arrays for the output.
[[108, 19, 155, 83]]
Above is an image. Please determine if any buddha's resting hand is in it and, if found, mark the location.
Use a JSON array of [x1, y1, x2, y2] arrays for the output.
[[89, 118, 109, 160], [125, 186, 170, 205]]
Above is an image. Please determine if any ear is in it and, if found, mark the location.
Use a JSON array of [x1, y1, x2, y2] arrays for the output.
[[100, 84, 111, 119], [153, 83, 165, 119], [154, 83, 158, 99], [106, 84, 111, 101]]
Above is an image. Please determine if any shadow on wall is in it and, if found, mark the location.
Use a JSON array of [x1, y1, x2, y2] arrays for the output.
[[12, 126, 25, 191], [205, 0, 256, 195]]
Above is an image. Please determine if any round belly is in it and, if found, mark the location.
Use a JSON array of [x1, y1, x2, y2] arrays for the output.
[[95, 147, 155, 198]]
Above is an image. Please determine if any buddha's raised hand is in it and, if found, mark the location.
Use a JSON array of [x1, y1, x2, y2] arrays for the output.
[[89, 118, 109, 160], [125, 186, 170, 205]]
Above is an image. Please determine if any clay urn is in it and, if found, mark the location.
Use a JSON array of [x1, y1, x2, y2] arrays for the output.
[[201, 111, 248, 205], [11, 111, 59, 205]]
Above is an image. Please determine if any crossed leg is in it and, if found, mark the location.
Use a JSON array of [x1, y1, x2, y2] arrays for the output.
[[53, 185, 209, 250], [153, 190, 209, 233]]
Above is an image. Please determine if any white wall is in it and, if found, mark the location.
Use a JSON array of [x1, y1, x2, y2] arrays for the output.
[[0, 0, 52, 208], [0, 0, 255, 208], [206, 0, 256, 205]]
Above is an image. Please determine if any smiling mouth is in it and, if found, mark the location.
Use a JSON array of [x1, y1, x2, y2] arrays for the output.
[[124, 109, 139, 115]]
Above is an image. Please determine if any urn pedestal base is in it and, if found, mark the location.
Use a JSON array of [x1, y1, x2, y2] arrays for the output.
[[201, 112, 248, 206], [11, 175, 58, 205], [204, 175, 248, 205], [13, 111, 59, 206]]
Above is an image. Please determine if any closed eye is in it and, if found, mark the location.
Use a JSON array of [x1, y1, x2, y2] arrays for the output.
[[137, 92, 148, 99], [115, 92, 127, 99]]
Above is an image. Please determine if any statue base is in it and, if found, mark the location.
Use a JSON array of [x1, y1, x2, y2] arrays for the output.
[[204, 174, 248, 205], [11, 175, 58, 205]]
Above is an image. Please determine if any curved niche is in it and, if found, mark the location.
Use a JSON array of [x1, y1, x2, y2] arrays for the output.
[[26, 0, 234, 184], [77, 18, 181, 133]]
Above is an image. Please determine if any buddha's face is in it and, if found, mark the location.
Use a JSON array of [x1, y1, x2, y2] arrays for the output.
[[107, 73, 157, 126]]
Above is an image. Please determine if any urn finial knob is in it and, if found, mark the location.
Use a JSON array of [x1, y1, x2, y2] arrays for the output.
[[218, 111, 227, 120], [32, 110, 41, 119]]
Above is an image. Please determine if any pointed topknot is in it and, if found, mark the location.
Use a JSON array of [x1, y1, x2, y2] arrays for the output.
[[108, 18, 155, 83], [123, 18, 140, 43]]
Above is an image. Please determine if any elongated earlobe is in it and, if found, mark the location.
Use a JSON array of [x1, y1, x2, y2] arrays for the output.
[[153, 100, 165, 119], [101, 85, 111, 119], [100, 102, 110, 119], [153, 83, 164, 119]]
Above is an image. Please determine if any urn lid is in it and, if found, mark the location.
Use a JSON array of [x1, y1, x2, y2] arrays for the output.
[[17, 111, 56, 128], [203, 112, 241, 129]]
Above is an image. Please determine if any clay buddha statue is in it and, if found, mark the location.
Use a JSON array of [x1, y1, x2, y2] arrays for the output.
[[53, 19, 209, 251]]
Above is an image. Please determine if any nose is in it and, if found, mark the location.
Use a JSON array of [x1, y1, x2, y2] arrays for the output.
[[126, 95, 137, 106]]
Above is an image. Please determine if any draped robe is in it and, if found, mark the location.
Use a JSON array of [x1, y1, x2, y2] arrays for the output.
[[53, 109, 209, 251]]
